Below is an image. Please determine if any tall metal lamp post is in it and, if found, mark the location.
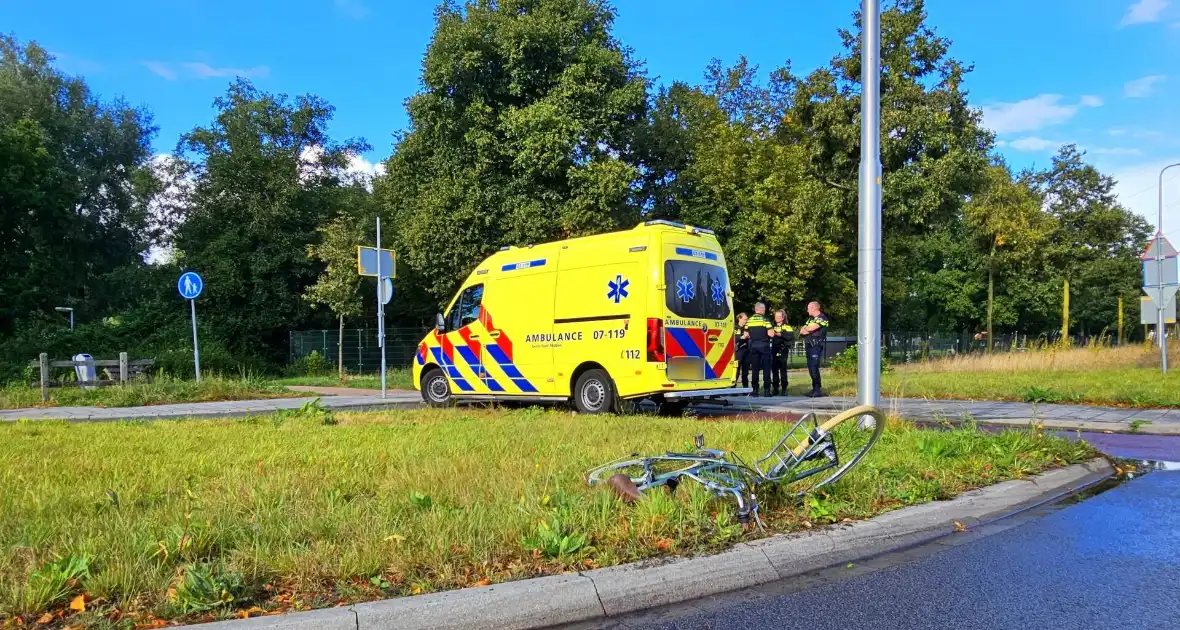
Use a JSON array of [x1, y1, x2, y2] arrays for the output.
[[1156, 163, 1180, 373], [54, 307, 74, 330], [858, 0, 883, 406]]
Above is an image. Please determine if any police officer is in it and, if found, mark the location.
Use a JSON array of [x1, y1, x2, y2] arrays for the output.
[[734, 312, 750, 389], [799, 301, 829, 397], [745, 302, 773, 396], [770, 309, 794, 396]]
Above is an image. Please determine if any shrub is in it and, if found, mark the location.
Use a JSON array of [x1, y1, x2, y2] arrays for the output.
[[831, 344, 890, 376]]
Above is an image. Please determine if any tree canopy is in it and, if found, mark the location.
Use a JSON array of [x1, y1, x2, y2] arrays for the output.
[[0, 1, 1156, 377]]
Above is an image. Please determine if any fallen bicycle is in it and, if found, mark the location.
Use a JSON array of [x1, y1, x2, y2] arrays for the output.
[[586, 405, 885, 528]]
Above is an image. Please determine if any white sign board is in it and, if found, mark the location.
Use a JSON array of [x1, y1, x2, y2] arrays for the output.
[[1141, 295, 1177, 325], [1143, 258, 1179, 289]]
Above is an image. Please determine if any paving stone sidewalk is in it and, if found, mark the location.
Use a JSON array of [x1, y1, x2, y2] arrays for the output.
[[4, 388, 1178, 434], [716, 395, 1180, 435], [0, 391, 420, 423]]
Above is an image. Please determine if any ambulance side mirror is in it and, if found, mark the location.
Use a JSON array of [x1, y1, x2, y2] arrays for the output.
[[435, 312, 446, 332]]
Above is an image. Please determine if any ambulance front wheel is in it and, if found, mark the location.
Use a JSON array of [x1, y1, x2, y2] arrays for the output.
[[573, 369, 617, 414], [421, 368, 453, 407]]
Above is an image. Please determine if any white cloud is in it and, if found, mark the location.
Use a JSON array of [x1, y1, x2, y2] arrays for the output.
[[50, 51, 103, 75], [346, 154, 386, 180], [143, 61, 177, 80], [142, 61, 269, 81], [299, 145, 385, 189], [1125, 74, 1166, 98], [981, 94, 1100, 134], [1009, 136, 1061, 152], [1110, 158, 1180, 233], [181, 62, 270, 79], [1088, 147, 1144, 156], [1120, 0, 1170, 26], [334, 0, 369, 18]]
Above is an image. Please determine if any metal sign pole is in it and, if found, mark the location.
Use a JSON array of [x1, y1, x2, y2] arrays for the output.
[[190, 298, 201, 382], [857, 0, 883, 407], [1158, 163, 1180, 373], [377, 217, 387, 398]]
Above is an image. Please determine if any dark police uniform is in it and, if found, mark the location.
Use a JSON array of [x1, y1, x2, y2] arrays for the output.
[[735, 320, 750, 389], [770, 321, 794, 395], [802, 311, 829, 396], [745, 313, 773, 396]]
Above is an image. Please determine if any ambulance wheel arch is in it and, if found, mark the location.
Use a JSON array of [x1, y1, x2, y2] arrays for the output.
[[420, 365, 453, 406], [570, 362, 620, 414]]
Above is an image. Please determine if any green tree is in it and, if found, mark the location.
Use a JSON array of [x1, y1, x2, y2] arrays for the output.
[[380, 0, 650, 303], [305, 186, 385, 376], [778, 0, 993, 321], [172, 80, 368, 361], [0, 35, 157, 338], [641, 60, 837, 313], [1031, 146, 1150, 337], [964, 163, 1053, 350]]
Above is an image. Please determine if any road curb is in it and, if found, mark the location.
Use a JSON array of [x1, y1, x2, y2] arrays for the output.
[[202, 458, 1113, 630]]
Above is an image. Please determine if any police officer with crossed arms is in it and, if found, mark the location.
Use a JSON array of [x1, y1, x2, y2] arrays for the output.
[[799, 301, 829, 398]]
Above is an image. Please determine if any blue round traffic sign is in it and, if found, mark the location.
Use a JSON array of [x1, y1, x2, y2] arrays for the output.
[[178, 271, 203, 300]]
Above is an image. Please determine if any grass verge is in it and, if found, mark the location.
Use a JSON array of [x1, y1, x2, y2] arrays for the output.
[[269, 368, 414, 391], [0, 406, 1096, 627], [0, 375, 298, 410]]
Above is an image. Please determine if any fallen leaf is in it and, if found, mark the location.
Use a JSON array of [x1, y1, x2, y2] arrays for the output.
[[1103, 430, 1113, 434], [36, 613, 53, 625], [410, 584, 422, 595], [475, 579, 491, 587], [845, 562, 854, 569], [69, 595, 86, 612], [236, 606, 265, 619], [801, 520, 812, 529], [383, 534, 406, 543], [954, 521, 968, 532], [654, 538, 673, 551]]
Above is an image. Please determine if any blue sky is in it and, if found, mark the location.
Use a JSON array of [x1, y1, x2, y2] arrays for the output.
[[4, 0, 1179, 237]]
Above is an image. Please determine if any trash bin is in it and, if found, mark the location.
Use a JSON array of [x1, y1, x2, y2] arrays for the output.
[[73, 353, 96, 388]]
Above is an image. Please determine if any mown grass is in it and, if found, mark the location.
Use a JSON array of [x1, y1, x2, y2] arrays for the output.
[[823, 346, 1180, 407], [0, 375, 298, 410], [269, 368, 414, 391], [0, 406, 1096, 627]]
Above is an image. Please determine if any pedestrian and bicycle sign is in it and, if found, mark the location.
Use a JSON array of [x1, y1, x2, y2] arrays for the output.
[[177, 271, 203, 382], [178, 271, 203, 300]]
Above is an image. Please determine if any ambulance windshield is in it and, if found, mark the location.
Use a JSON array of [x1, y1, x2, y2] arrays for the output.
[[664, 260, 730, 320]]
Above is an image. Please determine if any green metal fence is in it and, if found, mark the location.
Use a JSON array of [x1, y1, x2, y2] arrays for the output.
[[289, 328, 424, 372]]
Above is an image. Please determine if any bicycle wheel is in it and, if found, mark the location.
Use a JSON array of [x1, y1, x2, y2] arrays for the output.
[[786, 405, 885, 493], [587, 455, 718, 490]]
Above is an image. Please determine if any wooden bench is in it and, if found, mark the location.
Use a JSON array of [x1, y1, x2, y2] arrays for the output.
[[30, 353, 156, 402]]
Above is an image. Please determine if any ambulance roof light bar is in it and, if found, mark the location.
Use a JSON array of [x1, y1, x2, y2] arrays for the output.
[[641, 219, 714, 235]]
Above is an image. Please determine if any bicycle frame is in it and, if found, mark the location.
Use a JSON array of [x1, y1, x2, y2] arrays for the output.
[[587, 405, 884, 527]]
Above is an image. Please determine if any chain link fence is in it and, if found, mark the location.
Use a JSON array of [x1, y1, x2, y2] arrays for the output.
[[290, 327, 1140, 373], [289, 328, 423, 373]]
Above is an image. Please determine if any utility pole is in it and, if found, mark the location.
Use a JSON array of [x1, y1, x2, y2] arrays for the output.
[[857, 0, 883, 408]]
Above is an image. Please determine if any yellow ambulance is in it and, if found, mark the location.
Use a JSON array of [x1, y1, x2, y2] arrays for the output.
[[412, 220, 751, 413]]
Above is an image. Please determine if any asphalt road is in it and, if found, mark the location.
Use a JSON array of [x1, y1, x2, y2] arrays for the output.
[[582, 434, 1180, 630]]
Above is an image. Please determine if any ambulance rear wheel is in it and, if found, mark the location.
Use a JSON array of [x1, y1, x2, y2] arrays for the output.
[[574, 369, 616, 415], [421, 368, 452, 407]]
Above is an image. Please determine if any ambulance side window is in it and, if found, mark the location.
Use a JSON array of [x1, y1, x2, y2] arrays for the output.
[[447, 284, 484, 331]]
